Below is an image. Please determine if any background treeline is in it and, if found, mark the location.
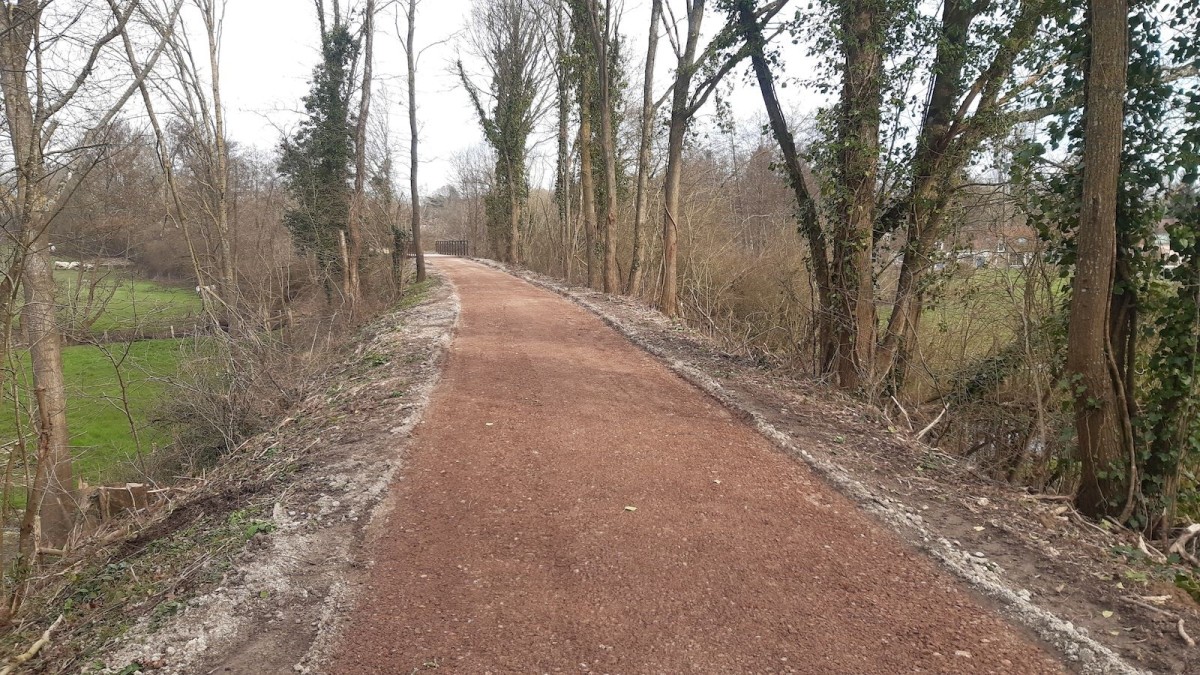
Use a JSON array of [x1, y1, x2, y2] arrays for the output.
[[443, 0, 1200, 535]]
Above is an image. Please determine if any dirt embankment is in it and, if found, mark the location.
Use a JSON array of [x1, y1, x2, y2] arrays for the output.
[[0, 278, 459, 674]]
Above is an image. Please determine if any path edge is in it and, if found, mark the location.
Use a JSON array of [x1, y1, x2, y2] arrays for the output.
[[300, 269, 464, 671], [472, 258, 1141, 675]]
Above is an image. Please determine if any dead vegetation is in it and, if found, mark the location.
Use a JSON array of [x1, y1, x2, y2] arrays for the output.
[[0, 277, 456, 674]]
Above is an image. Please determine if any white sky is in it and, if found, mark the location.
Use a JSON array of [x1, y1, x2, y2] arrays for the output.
[[214, 0, 822, 193]]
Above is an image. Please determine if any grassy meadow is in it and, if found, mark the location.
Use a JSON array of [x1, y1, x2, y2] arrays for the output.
[[55, 269, 203, 335], [2, 270, 203, 504]]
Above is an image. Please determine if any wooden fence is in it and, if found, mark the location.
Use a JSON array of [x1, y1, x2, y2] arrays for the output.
[[435, 240, 470, 257]]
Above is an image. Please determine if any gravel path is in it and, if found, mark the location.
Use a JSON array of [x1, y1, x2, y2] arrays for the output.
[[332, 258, 1062, 674]]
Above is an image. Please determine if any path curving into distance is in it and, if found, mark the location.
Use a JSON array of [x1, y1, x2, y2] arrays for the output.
[[332, 257, 1060, 674]]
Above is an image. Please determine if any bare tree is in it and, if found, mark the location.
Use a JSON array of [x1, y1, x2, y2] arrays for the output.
[[350, 0, 377, 301], [135, 0, 236, 323], [657, 0, 781, 316], [732, 0, 835, 372], [0, 0, 181, 550], [548, 0, 575, 281], [399, 0, 427, 282], [627, 0, 663, 295]]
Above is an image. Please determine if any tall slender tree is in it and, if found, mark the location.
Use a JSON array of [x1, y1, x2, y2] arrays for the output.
[[400, 0, 427, 282], [0, 0, 181, 549], [627, 0, 664, 295], [572, 0, 622, 293], [1069, 0, 1130, 518], [349, 0, 377, 302]]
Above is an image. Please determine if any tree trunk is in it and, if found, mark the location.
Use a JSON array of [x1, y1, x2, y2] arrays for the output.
[[0, 14, 74, 548], [406, 0, 426, 282], [873, 0, 975, 392], [202, 1, 236, 314], [874, 0, 1042, 394], [830, 0, 885, 390], [736, 0, 836, 373], [555, 2, 572, 282], [627, 0, 661, 296], [660, 0, 706, 317], [580, 98, 601, 288], [1070, 0, 1131, 519], [593, 0, 620, 294], [348, 0, 375, 302], [508, 173, 522, 265]]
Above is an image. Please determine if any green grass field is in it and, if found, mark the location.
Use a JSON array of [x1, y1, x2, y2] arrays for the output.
[[1, 271, 202, 504], [891, 266, 1062, 400], [2, 340, 185, 482], [55, 270, 203, 334]]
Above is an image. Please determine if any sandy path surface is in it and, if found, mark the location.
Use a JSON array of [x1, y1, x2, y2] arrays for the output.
[[332, 258, 1061, 674]]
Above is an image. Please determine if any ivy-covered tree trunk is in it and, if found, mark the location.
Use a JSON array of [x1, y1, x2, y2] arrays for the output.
[[1141, 197, 1200, 533], [874, 0, 1044, 396], [831, 0, 886, 390], [458, 0, 545, 269], [735, 0, 837, 374], [553, 1, 573, 282], [1070, 0, 1133, 519], [580, 75, 602, 288]]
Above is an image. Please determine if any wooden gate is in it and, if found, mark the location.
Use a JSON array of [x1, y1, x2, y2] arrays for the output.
[[435, 240, 470, 256]]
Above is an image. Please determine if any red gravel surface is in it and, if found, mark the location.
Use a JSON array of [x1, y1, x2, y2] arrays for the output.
[[332, 258, 1063, 674]]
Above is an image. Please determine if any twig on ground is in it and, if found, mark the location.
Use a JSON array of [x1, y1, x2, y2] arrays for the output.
[[1120, 596, 1179, 620], [1179, 619, 1195, 648], [1138, 534, 1169, 564], [0, 614, 64, 675]]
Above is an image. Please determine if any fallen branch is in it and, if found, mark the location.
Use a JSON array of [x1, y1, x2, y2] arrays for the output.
[[0, 614, 64, 675], [1137, 534, 1168, 564], [916, 405, 949, 441], [890, 396, 913, 432], [1120, 596, 1179, 620], [1170, 523, 1200, 567], [1179, 619, 1195, 648]]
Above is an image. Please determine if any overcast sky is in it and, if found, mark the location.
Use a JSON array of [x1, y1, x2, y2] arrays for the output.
[[213, 0, 823, 194]]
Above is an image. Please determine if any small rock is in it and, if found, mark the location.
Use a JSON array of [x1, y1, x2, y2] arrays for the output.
[[954, 650, 972, 658], [977, 497, 990, 507]]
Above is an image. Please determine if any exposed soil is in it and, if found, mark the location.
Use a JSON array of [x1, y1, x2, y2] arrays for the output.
[[482, 261, 1200, 674], [332, 258, 1062, 674]]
